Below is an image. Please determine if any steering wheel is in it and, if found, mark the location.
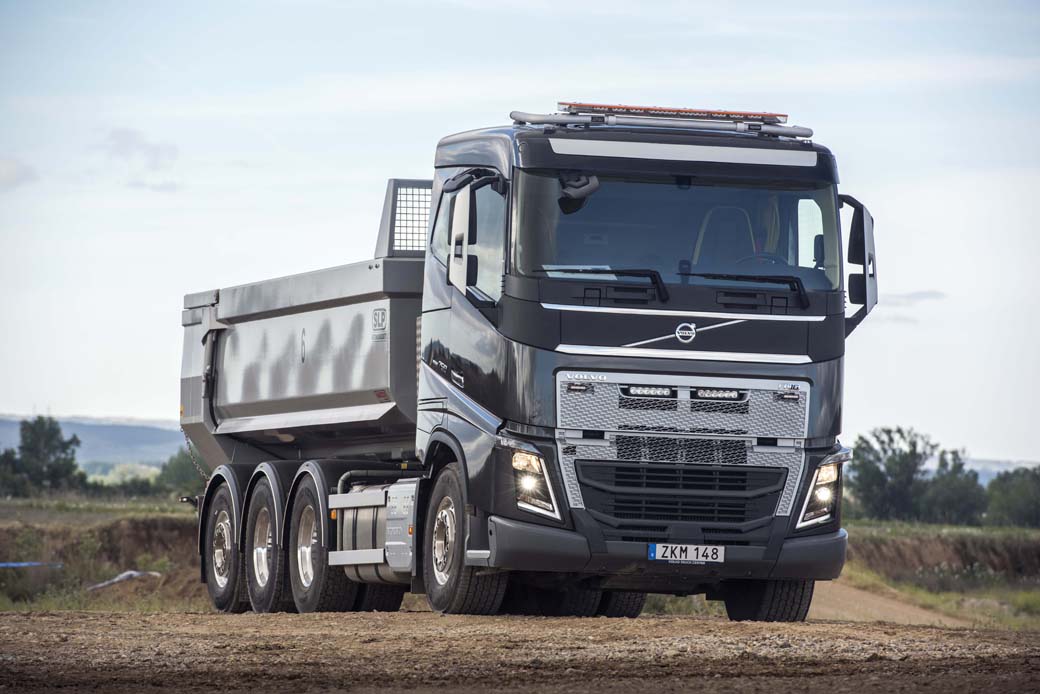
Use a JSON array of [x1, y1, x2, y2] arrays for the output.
[[735, 252, 791, 266]]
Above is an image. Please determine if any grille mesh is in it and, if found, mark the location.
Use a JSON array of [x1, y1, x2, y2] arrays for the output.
[[559, 381, 807, 438], [392, 186, 431, 251]]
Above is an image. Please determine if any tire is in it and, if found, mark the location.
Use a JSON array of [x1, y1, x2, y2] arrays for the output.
[[423, 463, 507, 615], [288, 474, 360, 613], [723, 579, 815, 622], [354, 584, 406, 612], [244, 478, 295, 613], [203, 483, 248, 613], [538, 586, 602, 617], [597, 591, 646, 618]]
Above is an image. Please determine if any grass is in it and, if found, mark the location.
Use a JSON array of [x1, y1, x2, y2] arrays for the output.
[[841, 561, 1040, 630], [0, 495, 193, 526], [845, 518, 1040, 540]]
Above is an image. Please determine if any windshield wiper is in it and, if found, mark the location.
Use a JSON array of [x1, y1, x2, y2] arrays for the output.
[[534, 267, 670, 303], [678, 272, 809, 309]]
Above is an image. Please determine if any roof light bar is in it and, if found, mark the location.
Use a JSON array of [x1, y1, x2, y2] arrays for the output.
[[559, 102, 788, 125], [510, 101, 813, 139]]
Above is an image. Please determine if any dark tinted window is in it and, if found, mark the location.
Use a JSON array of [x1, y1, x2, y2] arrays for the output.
[[472, 185, 507, 301]]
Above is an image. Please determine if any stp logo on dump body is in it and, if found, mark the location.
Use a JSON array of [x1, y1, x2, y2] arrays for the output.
[[674, 322, 697, 344]]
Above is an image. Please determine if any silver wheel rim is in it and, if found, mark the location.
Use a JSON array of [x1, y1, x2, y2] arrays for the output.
[[252, 507, 272, 588], [212, 509, 232, 589], [432, 496, 457, 586], [296, 504, 317, 589]]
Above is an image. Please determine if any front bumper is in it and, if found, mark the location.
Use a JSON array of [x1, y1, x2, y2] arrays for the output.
[[484, 514, 846, 588]]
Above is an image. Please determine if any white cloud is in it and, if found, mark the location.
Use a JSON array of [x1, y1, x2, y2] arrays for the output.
[[0, 157, 38, 192], [102, 128, 178, 170]]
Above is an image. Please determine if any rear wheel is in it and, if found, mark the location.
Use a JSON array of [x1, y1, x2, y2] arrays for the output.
[[203, 484, 248, 613], [537, 586, 602, 616], [597, 591, 646, 618], [423, 463, 507, 615], [354, 584, 406, 612], [288, 475, 359, 613], [723, 579, 814, 622], [244, 478, 294, 613]]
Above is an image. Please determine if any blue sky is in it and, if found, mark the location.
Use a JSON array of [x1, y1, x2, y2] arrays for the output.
[[1, 0, 1038, 460]]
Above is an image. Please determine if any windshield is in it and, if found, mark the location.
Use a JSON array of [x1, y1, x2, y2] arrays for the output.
[[514, 170, 841, 291]]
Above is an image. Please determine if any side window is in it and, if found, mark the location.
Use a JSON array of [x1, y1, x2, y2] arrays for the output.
[[796, 198, 824, 269], [430, 191, 455, 264], [472, 184, 507, 301]]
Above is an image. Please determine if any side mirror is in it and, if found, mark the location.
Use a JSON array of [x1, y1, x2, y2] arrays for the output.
[[449, 186, 474, 291], [840, 194, 877, 336]]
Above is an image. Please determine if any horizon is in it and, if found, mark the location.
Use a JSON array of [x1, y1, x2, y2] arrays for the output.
[[2, 1, 1039, 461]]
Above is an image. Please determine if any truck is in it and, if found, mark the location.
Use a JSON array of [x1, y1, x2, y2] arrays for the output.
[[180, 101, 877, 620]]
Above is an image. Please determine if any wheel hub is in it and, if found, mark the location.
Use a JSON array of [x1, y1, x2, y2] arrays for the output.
[[252, 507, 272, 588], [431, 497, 457, 586], [212, 509, 232, 589], [296, 505, 317, 588]]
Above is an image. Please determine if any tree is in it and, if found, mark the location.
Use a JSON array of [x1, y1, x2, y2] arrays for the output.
[[987, 467, 1040, 528], [919, 449, 986, 525], [15, 416, 85, 493], [156, 448, 206, 497], [847, 427, 935, 520], [0, 447, 31, 497]]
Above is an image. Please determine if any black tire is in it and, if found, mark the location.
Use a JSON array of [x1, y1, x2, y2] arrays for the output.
[[423, 463, 507, 615], [723, 579, 815, 622], [597, 591, 646, 618], [288, 475, 360, 613], [542, 587, 602, 617], [244, 478, 295, 613], [203, 484, 248, 613], [354, 584, 406, 612]]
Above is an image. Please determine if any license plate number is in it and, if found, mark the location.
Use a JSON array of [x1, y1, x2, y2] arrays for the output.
[[649, 543, 725, 564]]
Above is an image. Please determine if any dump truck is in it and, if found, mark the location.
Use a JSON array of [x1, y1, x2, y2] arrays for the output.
[[180, 102, 877, 620]]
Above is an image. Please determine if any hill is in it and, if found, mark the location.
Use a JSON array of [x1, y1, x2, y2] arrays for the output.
[[0, 416, 182, 465]]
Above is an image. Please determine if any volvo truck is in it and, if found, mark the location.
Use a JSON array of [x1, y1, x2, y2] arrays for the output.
[[180, 102, 877, 620]]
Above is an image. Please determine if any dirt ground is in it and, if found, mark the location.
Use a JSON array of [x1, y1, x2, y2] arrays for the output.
[[1, 611, 1037, 693]]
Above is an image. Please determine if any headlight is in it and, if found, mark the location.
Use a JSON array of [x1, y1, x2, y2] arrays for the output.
[[498, 437, 561, 521], [796, 448, 849, 529]]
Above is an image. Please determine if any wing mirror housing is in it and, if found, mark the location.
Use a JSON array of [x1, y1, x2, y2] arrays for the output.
[[840, 194, 877, 336]]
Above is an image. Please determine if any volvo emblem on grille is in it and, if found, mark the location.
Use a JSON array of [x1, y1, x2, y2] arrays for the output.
[[674, 322, 697, 344]]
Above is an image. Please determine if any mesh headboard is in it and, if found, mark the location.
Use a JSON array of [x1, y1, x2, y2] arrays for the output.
[[374, 178, 433, 258]]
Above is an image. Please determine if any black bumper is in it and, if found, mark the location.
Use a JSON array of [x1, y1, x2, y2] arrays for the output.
[[485, 514, 846, 586]]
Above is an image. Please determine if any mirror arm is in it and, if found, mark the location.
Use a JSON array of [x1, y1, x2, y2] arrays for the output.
[[844, 306, 868, 337]]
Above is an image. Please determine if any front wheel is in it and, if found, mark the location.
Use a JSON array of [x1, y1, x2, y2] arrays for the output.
[[422, 463, 507, 615], [723, 579, 814, 622], [597, 591, 646, 618]]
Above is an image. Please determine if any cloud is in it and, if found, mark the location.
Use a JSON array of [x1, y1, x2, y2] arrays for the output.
[[102, 128, 178, 170], [127, 179, 182, 193], [0, 157, 38, 192], [883, 290, 947, 307]]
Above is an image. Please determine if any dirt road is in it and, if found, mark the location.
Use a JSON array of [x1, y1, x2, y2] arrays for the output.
[[1, 611, 1037, 693]]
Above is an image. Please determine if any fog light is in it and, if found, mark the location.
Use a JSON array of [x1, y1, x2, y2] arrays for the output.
[[509, 449, 561, 520]]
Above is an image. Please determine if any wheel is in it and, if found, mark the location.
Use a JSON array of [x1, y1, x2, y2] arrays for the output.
[[354, 584, 406, 612], [203, 483, 248, 613], [723, 579, 815, 622], [423, 463, 507, 615], [597, 591, 646, 618], [244, 478, 294, 613], [288, 474, 360, 613]]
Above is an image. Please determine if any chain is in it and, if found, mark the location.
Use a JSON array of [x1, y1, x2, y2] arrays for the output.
[[181, 428, 210, 481]]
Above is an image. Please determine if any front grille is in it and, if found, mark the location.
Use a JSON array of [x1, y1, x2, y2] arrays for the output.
[[578, 461, 784, 525], [614, 435, 748, 466]]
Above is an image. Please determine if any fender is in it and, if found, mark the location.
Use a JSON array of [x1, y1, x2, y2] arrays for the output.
[[239, 461, 298, 551], [197, 464, 251, 583]]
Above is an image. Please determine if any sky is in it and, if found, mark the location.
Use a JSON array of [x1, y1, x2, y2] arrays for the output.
[[1, 0, 1038, 462]]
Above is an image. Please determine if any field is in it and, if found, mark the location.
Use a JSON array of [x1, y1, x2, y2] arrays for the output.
[[1, 499, 1038, 691]]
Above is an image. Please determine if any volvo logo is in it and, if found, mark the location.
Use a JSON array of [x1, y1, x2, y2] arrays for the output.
[[564, 372, 608, 381], [674, 322, 697, 344]]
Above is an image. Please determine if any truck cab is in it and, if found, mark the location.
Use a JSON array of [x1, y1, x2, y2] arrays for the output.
[[182, 103, 877, 620]]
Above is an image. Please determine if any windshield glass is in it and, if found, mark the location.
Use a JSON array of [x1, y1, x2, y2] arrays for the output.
[[514, 170, 841, 291]]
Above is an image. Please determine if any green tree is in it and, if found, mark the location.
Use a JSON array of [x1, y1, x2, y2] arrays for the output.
[[0, 447, 32, 497], [16, 416, 86, 493], [156, 447, 206, 497], [848, 427, 935, 520], [919, 449, 986, 525], [987, 467, 1040, 528]]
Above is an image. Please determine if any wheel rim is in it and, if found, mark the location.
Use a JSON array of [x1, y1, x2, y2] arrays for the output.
[[296, 504, 317, 588], [431, 496, 457, 586], [252, 507, 272, 588], [212, 509, 232, 589]]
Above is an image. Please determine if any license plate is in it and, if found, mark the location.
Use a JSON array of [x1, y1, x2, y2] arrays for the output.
[[648, 543, 725, 564]]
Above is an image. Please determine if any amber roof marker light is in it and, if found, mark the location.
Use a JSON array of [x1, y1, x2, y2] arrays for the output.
[[510, 101, 812, 138]]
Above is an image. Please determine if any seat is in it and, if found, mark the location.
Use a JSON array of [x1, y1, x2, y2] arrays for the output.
[[692, 206, 756, 266]]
